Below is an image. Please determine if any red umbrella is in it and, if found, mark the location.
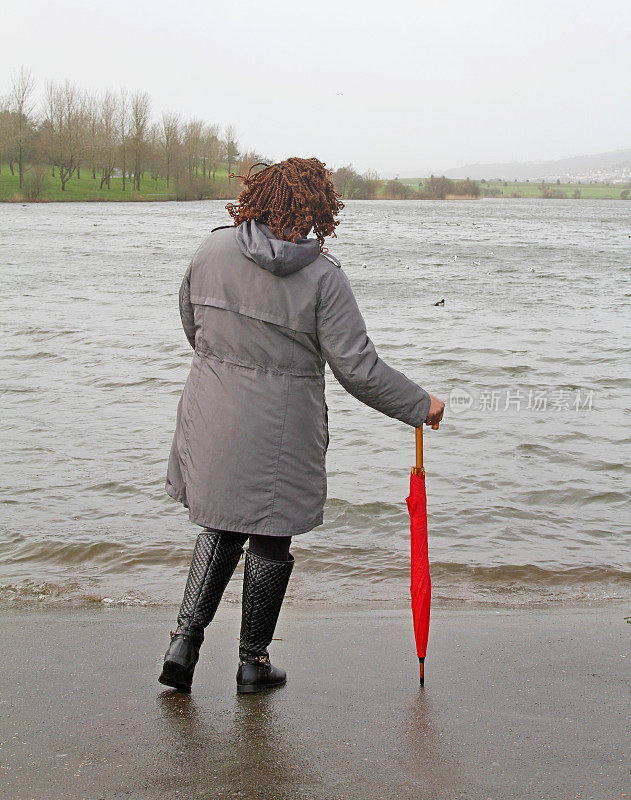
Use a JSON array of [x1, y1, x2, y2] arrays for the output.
[[406, 425, 433, 686]]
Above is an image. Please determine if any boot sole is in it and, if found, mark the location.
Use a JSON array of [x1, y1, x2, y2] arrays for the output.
[[158, 660, 193, 692], [237, 678, 286, 694]]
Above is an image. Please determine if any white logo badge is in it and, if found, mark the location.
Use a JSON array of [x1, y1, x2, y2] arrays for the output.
[[449, 388, 473, 414]]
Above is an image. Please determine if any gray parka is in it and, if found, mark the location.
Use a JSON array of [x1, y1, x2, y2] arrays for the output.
[[165, 220, 430, 536]]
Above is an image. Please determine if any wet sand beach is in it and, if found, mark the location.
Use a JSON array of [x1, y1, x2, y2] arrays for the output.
[[1, 604, 628, 800]]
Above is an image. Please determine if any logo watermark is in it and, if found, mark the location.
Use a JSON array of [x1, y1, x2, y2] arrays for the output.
[[448, 387, 594, 414]]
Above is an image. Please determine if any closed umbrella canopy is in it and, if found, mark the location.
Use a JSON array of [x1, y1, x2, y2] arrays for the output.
[[405, 426, 432, 685]]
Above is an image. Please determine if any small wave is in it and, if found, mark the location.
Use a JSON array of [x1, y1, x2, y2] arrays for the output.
[[0, 579, 160, 608], [20, 350, 69, 361], [89, 376, 176, 390], [1, 533, 189, 569], [1, 531, 628, 609]]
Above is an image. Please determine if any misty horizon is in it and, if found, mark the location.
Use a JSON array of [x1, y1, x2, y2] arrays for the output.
[[2, 0, 630, 176]]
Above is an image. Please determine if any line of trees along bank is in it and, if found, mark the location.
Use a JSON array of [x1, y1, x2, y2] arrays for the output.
[[0, 67, 254, 199], [331, 167, 481, 199], [1, 66, 482, 202], [381, 174, 480, 199]]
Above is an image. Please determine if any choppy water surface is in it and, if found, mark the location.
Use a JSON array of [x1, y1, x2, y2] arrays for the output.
[[1, 199, 629, 608]]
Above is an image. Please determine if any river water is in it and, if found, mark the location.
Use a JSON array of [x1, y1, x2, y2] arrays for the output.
[[1, 199, 629, 609]]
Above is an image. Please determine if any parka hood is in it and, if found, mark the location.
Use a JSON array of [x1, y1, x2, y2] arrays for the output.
[[235, 219, 321, 277]]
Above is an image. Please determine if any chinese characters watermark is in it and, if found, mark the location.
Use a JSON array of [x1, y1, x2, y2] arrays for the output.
[[449, 387, 594, 414]]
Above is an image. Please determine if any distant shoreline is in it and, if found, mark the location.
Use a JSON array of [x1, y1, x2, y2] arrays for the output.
[[3, 194, 630, 203], [2, 163, 629, 203]]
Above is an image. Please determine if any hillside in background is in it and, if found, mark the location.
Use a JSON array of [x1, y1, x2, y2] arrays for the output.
[[432, 149, 631, 182]]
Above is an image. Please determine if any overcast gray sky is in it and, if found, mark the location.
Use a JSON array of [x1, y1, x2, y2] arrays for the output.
[[3, 0, 629, 176]]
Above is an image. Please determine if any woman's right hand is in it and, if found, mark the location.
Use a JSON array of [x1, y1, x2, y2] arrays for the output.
[[425, 394, 445, 429]]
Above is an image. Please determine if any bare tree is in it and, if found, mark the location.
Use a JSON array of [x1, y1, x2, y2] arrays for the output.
[[147, 122, 162, 183], [75, 89, 89, 180], [129, 90, 151, 191], [160, 111, 180, 188], [332, 165, 358, 198], [22, 163, 47, 200], [85, 91, 100, 180], [44, 80, 85, 191], [0, 105, 15, 176], [238, 150, 265, 176], [9, 66, 36, 188], [205, 123, 221, 180], [222, 124, 239, 180], [118, 88, 129, 191], [98, 90, 117, 189], [332, 165, 380, 199], [182, 119, 204, 180], [360, 169, 381, 199]]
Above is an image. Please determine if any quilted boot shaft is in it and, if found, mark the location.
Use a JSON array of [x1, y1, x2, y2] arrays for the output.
[[177, 530, 244, 639], [239, 550, 294, 663]]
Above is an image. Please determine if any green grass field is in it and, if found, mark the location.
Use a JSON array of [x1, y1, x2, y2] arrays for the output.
[[2, 164, 630, 202], [397, 177, 631, 199], [0, 164, 236, 202]]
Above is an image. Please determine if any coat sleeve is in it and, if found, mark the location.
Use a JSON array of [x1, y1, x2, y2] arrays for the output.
[[316, 266, 431, 428], [179, 263, 196, 349]]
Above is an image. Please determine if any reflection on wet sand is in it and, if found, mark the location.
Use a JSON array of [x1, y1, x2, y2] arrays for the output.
[[395, 690, 462, 795], [154, 687, 321, 797]]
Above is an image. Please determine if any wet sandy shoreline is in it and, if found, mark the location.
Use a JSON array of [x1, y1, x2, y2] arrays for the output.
[[1, 603, 628, 799]]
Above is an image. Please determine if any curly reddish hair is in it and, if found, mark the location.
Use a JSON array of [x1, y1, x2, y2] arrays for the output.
[[225, 157, 344, 251]]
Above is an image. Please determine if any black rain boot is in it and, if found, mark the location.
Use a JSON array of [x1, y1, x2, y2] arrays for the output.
[[236, 550, 294, 694], [159, 530, 244, 692]]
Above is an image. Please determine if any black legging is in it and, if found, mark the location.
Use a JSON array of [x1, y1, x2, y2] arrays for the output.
[[209, 528, 292, 562]]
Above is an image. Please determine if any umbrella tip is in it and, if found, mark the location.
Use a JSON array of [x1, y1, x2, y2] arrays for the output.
[[419, 657, 425, 687]]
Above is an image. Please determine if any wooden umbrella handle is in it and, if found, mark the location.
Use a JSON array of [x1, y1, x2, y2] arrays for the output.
[[412, 427, 424, 476]]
